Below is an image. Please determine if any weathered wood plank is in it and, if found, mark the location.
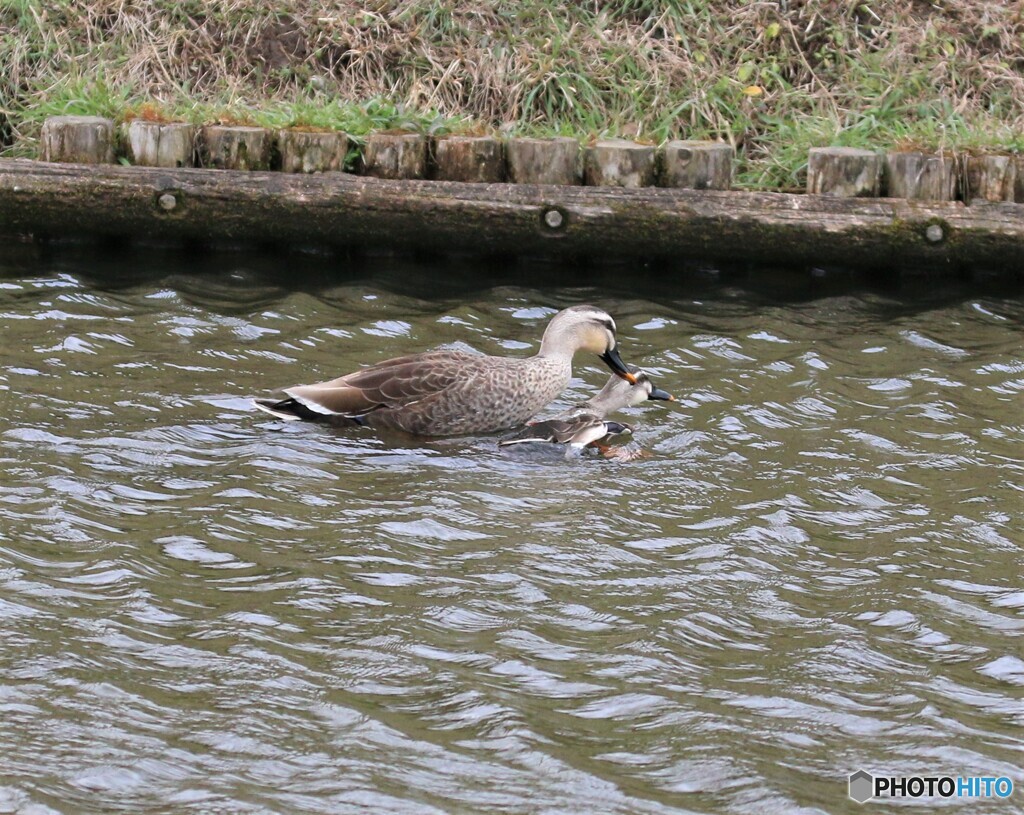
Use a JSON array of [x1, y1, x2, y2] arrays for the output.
[[0, 158, 1022, 273]]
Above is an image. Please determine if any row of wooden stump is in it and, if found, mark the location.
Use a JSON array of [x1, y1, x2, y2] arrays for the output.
[[36, 114, 1022, 202], [39, 115, 734, 190]]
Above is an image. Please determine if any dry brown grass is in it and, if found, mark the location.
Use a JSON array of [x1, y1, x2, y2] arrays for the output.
[[2, 1, 1023, 187]]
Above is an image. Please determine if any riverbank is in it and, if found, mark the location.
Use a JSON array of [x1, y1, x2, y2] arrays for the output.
[[2, 1, 1023, 191], [4, 156, 1024, 287]]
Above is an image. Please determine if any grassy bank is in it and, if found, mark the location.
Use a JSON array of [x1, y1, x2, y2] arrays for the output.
[[2, 1, 1023, 190]]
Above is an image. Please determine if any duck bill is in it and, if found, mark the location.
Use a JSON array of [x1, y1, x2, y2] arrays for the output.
[[600, 347, 637, 384], [648, 386, 676, 402]]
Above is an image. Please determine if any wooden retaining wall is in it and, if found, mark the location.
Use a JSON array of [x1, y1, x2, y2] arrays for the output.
[[2, 115, 1024, 278]]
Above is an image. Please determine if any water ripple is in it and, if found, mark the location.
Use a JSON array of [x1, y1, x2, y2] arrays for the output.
[[0, 262, 1021, 813]]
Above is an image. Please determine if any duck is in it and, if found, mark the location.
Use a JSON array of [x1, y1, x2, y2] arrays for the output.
[[253, 304, 637, 436], [499, 366, 674, 452]]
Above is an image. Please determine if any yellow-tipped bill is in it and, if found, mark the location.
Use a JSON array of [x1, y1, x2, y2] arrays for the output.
[[600, 347, 638, 383]]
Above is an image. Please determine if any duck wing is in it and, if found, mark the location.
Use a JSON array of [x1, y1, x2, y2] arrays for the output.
[[500, 412, 612, 446], [284, 350, 482, 418]]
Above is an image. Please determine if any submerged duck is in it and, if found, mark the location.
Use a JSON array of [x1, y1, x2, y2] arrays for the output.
[[499, 367, 674, 451], [253, 304, 637, 436]]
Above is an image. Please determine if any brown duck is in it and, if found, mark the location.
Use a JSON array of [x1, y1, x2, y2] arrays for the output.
[[253, 305, 637, 436], [499, 367, 674, 451]]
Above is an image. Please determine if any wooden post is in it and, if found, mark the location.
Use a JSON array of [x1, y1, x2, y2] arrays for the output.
[[661, 140, 734, 190], [278, 130, 349, 173], [198, 126, 273, 170], [40, 116, 115, 164], [884, 152, 957, 201], [362, 133, 427, 179], [1014, 156, 1024, 204], [506, 137, 580, 185], [433, 135, 505, 182], [806, 147, 881, 197], [123, 121, 196, 168], [584, 139, 657, 187], [961, 154, 1015, 203]]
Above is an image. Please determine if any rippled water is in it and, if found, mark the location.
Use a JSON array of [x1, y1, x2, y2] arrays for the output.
[[0, 245, 1021, 814]]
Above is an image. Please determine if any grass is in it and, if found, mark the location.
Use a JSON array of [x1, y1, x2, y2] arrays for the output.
[[2, 0, 1024, 189]]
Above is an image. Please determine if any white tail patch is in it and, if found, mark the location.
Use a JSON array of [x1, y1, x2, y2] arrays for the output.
[[252, 400, 301, 421], [498, 436, 551, 447]]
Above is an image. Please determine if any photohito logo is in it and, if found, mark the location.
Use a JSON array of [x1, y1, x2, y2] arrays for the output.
[[849, 769, 1014, 803]]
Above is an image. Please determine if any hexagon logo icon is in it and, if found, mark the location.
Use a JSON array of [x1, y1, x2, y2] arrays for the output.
[[849, 769, 874, 803]]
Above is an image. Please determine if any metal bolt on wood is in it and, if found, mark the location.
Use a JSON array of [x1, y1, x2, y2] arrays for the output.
[[543, 209, 564, 229]]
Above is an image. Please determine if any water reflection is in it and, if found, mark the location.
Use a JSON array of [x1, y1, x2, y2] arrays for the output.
[[0, 249, 1021, 814]]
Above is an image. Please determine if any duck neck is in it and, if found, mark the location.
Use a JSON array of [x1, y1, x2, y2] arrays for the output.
[[537, 321, 575, 360], [581, 384, 626, 417], [583, 377, 640, 418]]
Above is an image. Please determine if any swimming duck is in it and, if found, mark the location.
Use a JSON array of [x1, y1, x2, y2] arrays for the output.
[[253, 304, 637, 436], [499, 367, 674, 451]]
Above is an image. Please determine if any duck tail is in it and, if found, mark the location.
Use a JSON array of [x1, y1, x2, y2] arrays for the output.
[[498, 436, 543, 447], [498, 421, 558, 446], [253, 397, 369, 426], [253, 397, 315, 422]]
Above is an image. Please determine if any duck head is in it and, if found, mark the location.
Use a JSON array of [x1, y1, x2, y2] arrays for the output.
[[589, 366, 675, 414], [641, 373, 675, 403], [540, 305, 637, 383]]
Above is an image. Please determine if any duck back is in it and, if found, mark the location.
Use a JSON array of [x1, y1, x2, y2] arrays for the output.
[[363, 353, 571, 435]]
